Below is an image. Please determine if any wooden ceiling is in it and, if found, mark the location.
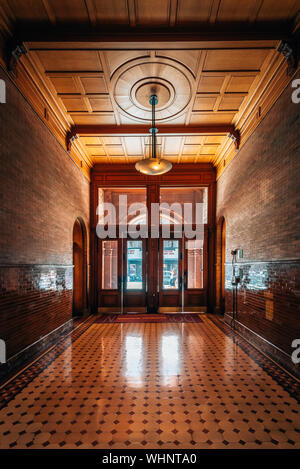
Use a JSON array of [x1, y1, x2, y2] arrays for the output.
[[0, 0, 299, 177], [1, 0, 298, 26], [34, 46, 272, 164]]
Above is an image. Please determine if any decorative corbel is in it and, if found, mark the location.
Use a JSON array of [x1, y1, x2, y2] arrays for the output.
[[228, 128, 240, 150], [6, 42, 27, 77], [66, 129, 78, 152], [278, 40, 298, 76]]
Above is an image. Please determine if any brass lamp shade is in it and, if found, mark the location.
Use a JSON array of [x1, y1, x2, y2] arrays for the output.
[[135, 92, 172, 176], [135, 157, 172, 175]]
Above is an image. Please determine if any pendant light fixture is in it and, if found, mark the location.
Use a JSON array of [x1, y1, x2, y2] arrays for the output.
[[135, 94, 172, 176]]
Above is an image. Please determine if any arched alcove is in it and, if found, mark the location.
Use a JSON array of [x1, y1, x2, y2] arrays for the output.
[[216, 216, 226, 314], [220, 218, 226, 314], [72, 218, 87, 316]]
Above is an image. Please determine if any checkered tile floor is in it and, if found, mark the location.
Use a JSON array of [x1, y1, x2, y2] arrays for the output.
[[0, 315, 299, 449]]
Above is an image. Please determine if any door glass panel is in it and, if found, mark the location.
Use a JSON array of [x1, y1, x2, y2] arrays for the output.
[[163, 240, 179, 289], [98, 187, 147, 225], [102, 241, 118, 289], [160, 187, 208, 224], [186, 239, 203, 289], [127, 240, 143, 290]]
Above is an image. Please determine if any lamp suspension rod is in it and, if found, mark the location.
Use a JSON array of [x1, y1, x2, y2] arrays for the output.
[[150, 94, 157, 160]]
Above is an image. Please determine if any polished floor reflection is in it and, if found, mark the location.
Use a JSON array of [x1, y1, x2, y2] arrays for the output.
[[0, 315, 299, 449]]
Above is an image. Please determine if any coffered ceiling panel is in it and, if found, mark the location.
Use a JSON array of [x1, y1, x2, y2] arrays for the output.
[[89, 97, 113, 112], [49, 76, 78, 94], [155, 50, 201, 77], [193, 96, 218, 112], [105, 51, 150, 76], [190, 113, 236, 124], [81, 136, 102, 145], [124, 137, 143, 155], [61, 97, 87, 113], [226, 75, 256, 93], [197, 75, 225, 93], [37, 50, 103, 72], [164, 137, 182, 155], [70, 114, 116, 125], [184, 136, 204, 145], [88, 146, 106, 157], [203, 49, 269, 71], [219, 95, 246, 111], [80, 76, 108, 93], [102, 137, 122, 144]]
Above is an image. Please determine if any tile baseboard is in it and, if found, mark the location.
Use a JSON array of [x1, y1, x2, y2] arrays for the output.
[[224, 313, 300, 379], [0, 319, 73, 383]]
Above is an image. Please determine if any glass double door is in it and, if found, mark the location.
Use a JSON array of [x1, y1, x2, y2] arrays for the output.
[[98, 238, 146, 313], [158, 234, 208, 312], [98, 230, 207, 313]]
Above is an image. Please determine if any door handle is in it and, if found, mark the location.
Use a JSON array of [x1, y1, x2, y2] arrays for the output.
[[184, 271, 187, 289]]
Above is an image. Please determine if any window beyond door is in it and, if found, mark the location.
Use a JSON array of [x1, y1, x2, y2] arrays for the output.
[[126, 240, 143, 290], [163, 240, 179, 290]]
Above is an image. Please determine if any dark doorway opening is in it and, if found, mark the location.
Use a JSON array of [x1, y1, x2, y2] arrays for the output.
[[73, 218, 87, 316], [220, 218, 226, 314]]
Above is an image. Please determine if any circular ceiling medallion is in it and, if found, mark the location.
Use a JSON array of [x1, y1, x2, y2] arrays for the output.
[[133, 80, 173, 111], [112, 58, 194, 123]]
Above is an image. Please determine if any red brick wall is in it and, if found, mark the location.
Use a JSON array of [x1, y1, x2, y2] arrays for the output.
[[0, 67, 90, 360], [216, 71, 300, 365]]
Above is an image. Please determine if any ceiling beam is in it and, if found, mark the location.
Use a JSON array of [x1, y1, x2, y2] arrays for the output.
[[73, 124, 236, 137], [17, 22, 293, 46], [68, 124, 240, 151]]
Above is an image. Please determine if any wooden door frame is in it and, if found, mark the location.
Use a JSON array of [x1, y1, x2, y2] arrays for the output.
[[158, 235, 183, 312], [90, 163, 216, 313], [97, 237, 123, 313], [123, 237, 147, 313], [183, 226, 208, 312]]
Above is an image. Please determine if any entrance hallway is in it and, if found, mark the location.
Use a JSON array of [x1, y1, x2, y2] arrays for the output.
[[1, 315, 299, 450], [0, 0, 300, 457]]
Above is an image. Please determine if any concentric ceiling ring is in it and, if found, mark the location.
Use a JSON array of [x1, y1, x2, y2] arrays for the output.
[[131, 78, 174, 111], [112, 58, 194, 123]]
